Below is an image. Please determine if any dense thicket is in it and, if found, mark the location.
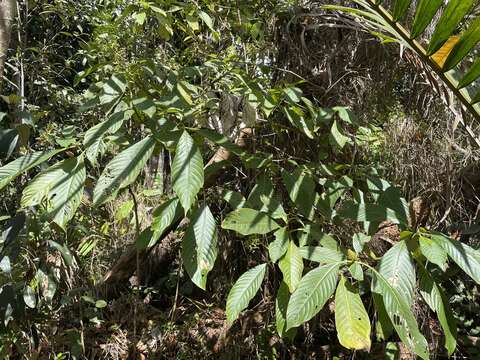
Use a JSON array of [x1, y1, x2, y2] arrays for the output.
[[0, 1, 480, 359]]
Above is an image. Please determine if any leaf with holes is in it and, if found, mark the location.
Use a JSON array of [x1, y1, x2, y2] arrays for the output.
[[182, 205, 218, 290], [171, 131, 204, 213], [335, 276, 371, 351], [372, 241, 416, 306], [226, 263, 267, 325], [371, 268, 429, 360], [418, 264, 456, 356]]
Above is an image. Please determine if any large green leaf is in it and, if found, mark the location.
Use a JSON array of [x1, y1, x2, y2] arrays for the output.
[[335, 276, 371, 351], [419, 235, 447, 270], [171, 131, 204, 213], [444, 17, 480, 71], [418, 264, 457, 356], [84, 107, 134, 165], [93, 136, 155, 205], [286, 262, 340, 330], [278, 240, 304, 293], [21, 156, 86, 230], [427, 0, 475, 56], [226, 263, 267, 325], [221, 208, 280, 236], [182, 205, 218, 290], [268, 227, 289, 263], [0, 149, 64, 190], [411, 0, 443, 38], [298, 246, 346, 264], [373, 241, 416, 306], [282, 168, 316, 220], [431, 232, 480, 284], [371, 268, 429, 360]]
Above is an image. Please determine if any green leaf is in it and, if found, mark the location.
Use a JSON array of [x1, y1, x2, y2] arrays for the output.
[[431, 232, 480, 284], [48, 240, 74, 266], [247, 175, 287, 221], [298, 246, 346, 264], [275, 281, 297, 339], [21, 157, 86, 230], [282, 168, 316, 220], [221, 208, 280, 236], [197, 128, 245, 156], [427, 0, 475, 56], [268, 227, 289, 263], [419, 235, 447, 270], [171, 131, 204, 213], [339, 202, 406, 225], [373, 241, 416, 306], [283, 107, 315, 139], [444, 17, 480, 71], [221, 189, 246, 210], [335, 276, 371, 351], [279, 241, 304, 293], [373, 292, 393, 341], [23, 286, 36, 309], [349, 262, 364, 281], [146, 198, 184, 247], [286, 262, 340, 330], [411, 0, 442, 38], [182, 205, 218, 290], [134, 12, 147, 25], [458, 58, 480, 89], [95, 300, 107, 309], [371, 268, 429, 360], [84, 107, 133, 165], [353, 233, 370, 253], [198, 10, 214, 31], [392, 0, 412, 21], [93, 136, 155, 206], [0, 149, 64, 190], [226, 263, 267, 325], [472, 90, 480, 105], [176, 81, 193, 105], [329, 119, 350, 150], [418, 264, 457, 356]]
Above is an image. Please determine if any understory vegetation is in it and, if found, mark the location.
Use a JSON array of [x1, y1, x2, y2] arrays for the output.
[[1, 0, 480, 359]]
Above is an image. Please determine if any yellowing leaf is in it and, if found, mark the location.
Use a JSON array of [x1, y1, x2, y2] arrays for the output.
[[430, 36, 460, 69], [335, 276, 371, 351]]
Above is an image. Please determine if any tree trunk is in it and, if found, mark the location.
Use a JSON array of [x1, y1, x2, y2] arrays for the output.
[[0, 0, 15, 93]]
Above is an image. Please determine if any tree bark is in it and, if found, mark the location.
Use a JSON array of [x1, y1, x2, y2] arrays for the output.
[[0, 0, 15, 93]]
